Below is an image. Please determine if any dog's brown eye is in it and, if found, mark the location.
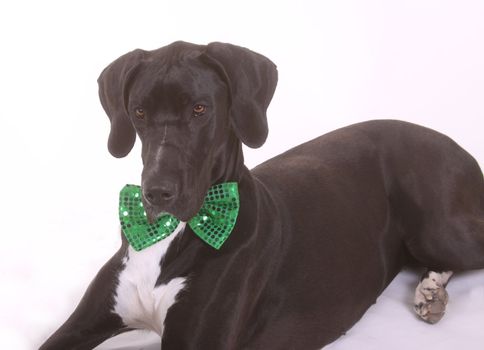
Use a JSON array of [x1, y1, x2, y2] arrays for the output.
[[135, 108, 145, 119], [192, 104, 206, 117]]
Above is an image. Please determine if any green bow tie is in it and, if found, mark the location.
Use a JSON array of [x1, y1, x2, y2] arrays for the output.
[[119, 182, 239, 251]]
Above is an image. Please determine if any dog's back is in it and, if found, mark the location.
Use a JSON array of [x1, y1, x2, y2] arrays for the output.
[[247, 119, 484, 348]]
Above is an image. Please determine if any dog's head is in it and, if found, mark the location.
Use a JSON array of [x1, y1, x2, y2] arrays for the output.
[[98, 41, 277, 222]]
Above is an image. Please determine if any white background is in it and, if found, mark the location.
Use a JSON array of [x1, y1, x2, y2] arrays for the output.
[[1, 0, 483, 349]]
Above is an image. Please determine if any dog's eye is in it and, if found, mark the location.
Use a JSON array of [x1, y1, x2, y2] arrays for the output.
[[135, 108, 145, 119], [192, 104, 206, 117]]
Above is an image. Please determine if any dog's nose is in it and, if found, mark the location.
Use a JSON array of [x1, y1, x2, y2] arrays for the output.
[[143, 182, 178, 206]]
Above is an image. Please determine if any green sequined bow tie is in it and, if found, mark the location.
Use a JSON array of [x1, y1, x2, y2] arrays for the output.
[[119, 182, 239, 251]]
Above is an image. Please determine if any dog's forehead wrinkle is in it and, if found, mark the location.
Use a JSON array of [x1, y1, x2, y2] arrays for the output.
[[133, 59, 221, 105]]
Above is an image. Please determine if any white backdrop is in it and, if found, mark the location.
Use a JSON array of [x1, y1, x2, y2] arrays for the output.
[[1, 1, 483, 349]]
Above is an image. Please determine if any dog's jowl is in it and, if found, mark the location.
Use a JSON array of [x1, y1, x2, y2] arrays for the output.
[[40, 41, 484, 350]]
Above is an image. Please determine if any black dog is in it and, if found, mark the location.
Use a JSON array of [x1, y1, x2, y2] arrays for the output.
[[40, 41, 484, 350]]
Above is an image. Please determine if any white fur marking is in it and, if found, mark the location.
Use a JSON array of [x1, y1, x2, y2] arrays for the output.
[[114, 222, 187, 336]]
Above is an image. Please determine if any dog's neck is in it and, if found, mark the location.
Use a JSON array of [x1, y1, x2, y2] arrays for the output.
[[213, 134, 246, 184]]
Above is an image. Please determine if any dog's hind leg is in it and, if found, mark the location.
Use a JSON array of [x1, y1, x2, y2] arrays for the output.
[[410, 213, 484, 323], [390, 133, 484, 323], [407, 208, 484, 324], [414, 270, 453, 323], [410, 214, 484, 271]]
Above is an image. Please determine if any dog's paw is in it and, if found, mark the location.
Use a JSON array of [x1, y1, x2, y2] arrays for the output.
[[413, 271, 451, 324]]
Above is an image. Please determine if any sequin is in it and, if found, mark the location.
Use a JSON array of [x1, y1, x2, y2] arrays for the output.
[[119, 183, 239, 251]]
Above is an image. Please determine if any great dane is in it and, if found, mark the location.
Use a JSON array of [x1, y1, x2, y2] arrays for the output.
[[40, 41, 484, 349]]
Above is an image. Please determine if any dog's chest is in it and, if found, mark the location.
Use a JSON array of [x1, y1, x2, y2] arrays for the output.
[[113, 223, 186, 335]]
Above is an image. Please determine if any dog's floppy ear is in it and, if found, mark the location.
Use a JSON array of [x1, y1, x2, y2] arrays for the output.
[[98, 49, 145, 158], [204, 42, 278, 148]]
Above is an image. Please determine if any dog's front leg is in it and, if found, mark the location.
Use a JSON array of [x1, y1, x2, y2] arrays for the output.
[[40, 247, 129, 350]]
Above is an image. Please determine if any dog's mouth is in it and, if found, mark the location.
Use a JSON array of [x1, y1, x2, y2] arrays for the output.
[[142, 195, 203, 224], [143, 204, 169, 224]]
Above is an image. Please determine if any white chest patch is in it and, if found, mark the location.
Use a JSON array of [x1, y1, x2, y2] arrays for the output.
[[113, 222, 187, 336]]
